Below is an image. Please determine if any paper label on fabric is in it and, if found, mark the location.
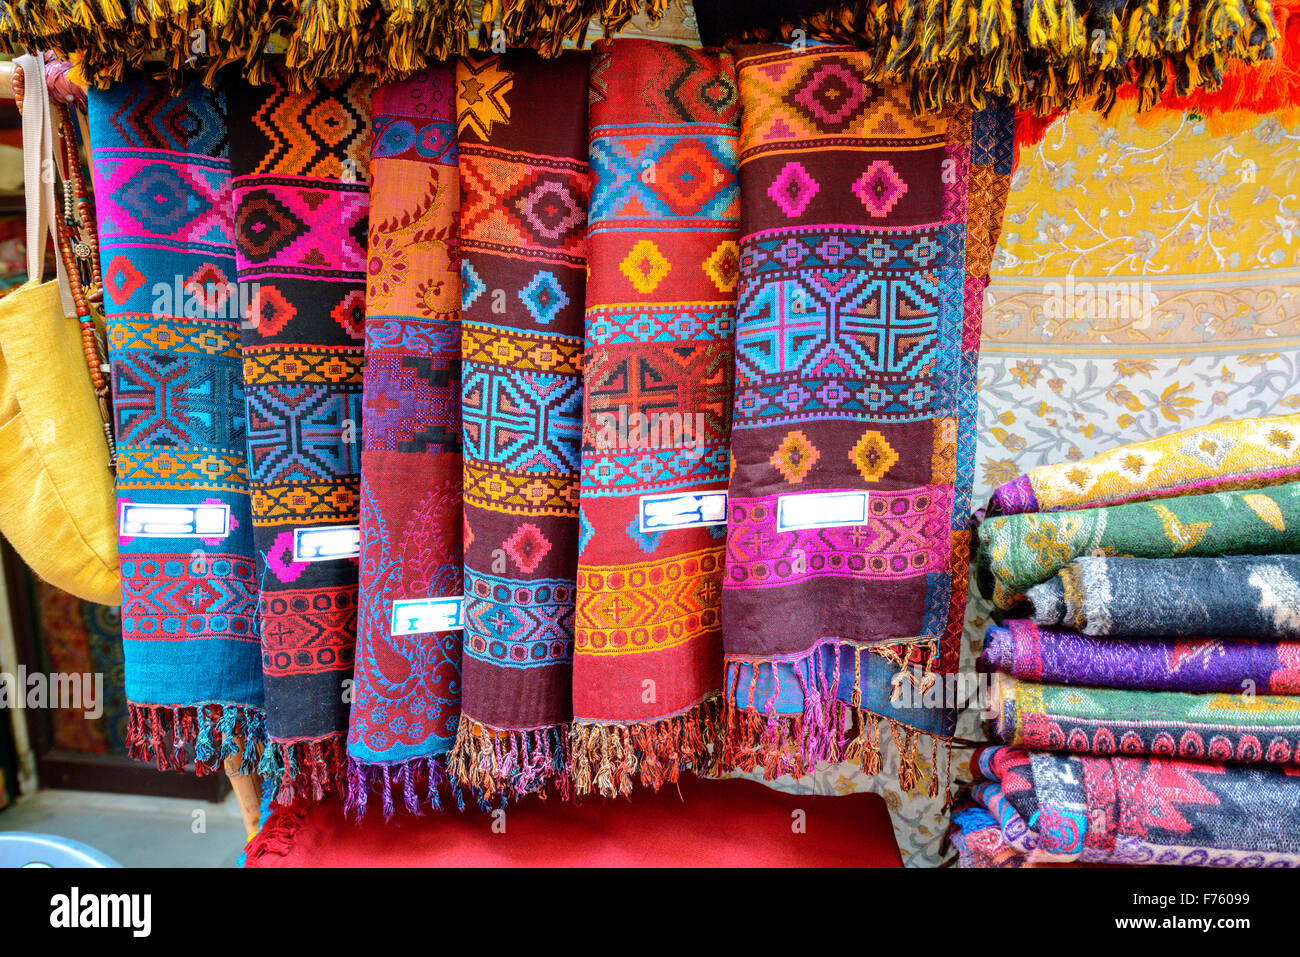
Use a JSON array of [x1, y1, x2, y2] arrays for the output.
[[776, 491, 870, 532], [292, 525, 361, 562], [119, 502, 230, 538], [391, 597, 465, 636], [638, 491, 728, 533]]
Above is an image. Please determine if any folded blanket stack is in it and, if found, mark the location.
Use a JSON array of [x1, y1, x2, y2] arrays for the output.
[[961, 415, 1300, 867]]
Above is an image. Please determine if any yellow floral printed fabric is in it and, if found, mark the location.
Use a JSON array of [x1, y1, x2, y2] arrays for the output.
[[979, 111, 1300, 499]]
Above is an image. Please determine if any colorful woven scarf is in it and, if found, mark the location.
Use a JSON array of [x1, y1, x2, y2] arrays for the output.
[[978, 481, 1300, 609], [972, 746, 1300, 867], [228, 68, 371, 802], [947, 804, 1025, 868], [986, 413, 1300, 517], [446, 52, 590, 802], [569, 38, 738, 797], [990, 671, 1300, 766], [1028, 555, 1300, 639], [719, 43, 1013, 793], [982, 619, 1300, 694], [89, 72, 264, 775], [346, 65, 463, 817]]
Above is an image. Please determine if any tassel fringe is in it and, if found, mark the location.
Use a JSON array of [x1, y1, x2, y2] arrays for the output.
[[257, 733, 349, 805], [344, 754, 458, 819], [125, 701, 265, 776], [568, 695, 723, 799], [720, 644, 950, 798], [0, 0, 669, 90], [446, 718, 571, 807], [722, 0, 1280, 116], [1013, 0, 1300, 164]]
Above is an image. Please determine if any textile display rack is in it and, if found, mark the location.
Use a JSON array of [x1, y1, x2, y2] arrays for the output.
[[0, 0, 1295, 873]]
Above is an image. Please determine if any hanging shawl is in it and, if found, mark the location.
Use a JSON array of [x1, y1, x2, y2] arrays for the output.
[[89, 71, 264, 774], [446, 52, 590, 803], [982, 619, 1300, 694], [989, 671, 1300, 766], [971, 746, 1300, 867], [1028, 555, 1300, 639], [977, 481, 1300, 609], [719, 43, 1014, 794], [346, 65, 463, 818], [570, 39, 738, 797], [227, 67, 371, 803], [985, 413, 1300, 517]]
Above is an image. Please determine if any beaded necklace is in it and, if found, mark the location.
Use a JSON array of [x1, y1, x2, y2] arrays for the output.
[[13, 63, 116, 471]]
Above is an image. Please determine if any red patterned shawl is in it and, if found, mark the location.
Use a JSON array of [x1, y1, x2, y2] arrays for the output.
[[570, 39, 740, 797]]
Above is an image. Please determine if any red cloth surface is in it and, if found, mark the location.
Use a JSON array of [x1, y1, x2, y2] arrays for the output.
[[244, 774, 902, 867]]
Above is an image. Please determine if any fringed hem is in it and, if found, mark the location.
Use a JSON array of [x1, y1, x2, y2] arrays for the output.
[[446, 718, 571, 807], [717, 0, 1280, 117], [720, 644, 953, 800], [344, 754, 459, 820], [125, 701, 264, 776], [569, 695, 723, 798], [257, 734, 348, 805], [0, 0, 670, 90]]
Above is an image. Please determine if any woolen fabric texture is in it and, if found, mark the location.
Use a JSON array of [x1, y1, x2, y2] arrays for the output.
[[228, 67, 371, 803], [89, 70, 264, 775], [971, 745, 1300, 867], [570, 38, 739, 797], [446, 51, 590, 803], [346, 65, 463, 817], [978, 481, 1300, 609], [1027, 555, 1300, 639], [990, 671, 1300, 766], [719, 41, 1014, 795], [982, 619, 1300, 694]]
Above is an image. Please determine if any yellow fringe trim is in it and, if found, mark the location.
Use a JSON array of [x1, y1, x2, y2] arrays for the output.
[[0, 0, 672, 90], [0, 1, 1281, 113], [736, 0, 1279, 116]]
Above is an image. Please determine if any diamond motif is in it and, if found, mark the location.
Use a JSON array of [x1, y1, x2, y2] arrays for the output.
[[247, 284, 297, 337], [770, 430, 820, 484], [235, 189, 307, 262], [503, 523, 552, 574], [184, 263, 233, 313], [1179, 433, 1234, 467], [849, 430, 899, 482], [620, 239, 671, 293], [104, 255, 146, 306], [518, 270, 570, 325], [113, 165, 204, 233], [513, 176, 584, 244], [461, 260, 485, 311], [655, 138, 729, 216], [789, 60, 874, 133], [852, 161, 908, 218], [768, 161, 819, 218], [702, 240, 739, 293], [330, 289, 366, 339]]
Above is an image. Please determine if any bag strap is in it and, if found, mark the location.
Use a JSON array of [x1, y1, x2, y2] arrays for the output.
[[15, 52, 75, 317]]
